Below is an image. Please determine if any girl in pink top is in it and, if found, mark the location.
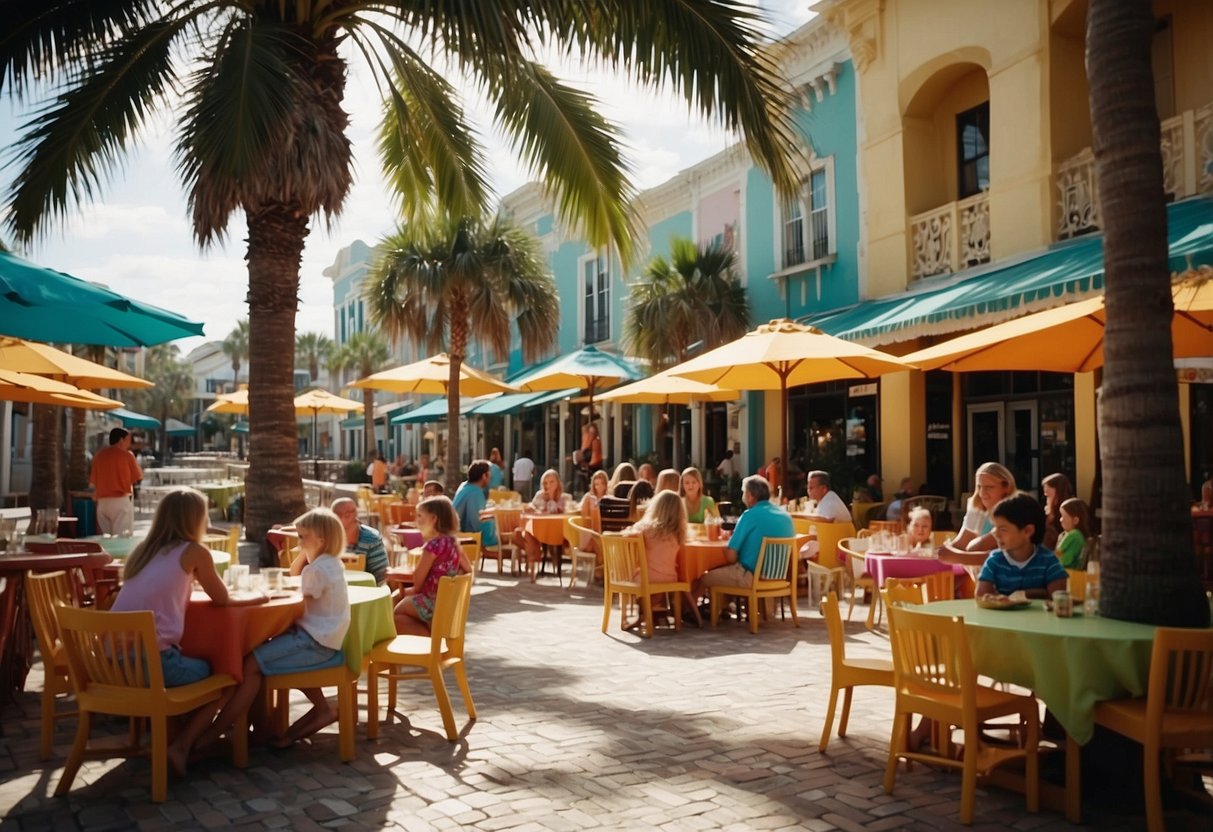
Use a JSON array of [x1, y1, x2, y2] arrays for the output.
[[394, 496, 473, 636], [622, 491, 697, 628], [111, 488, 254, 776]]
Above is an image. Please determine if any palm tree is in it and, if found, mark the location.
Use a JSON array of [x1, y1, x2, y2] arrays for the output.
[[1, 3, 805, 540], [367, 214, 560, 490], [625, 237, 750, 465], [67, 345, 111, 493], [331, 331, 391, 461], [1086, 0, 1208, 627], [126, 345, 195, 462], [221, 320, 249, 392], [296, 332, 333, 383]]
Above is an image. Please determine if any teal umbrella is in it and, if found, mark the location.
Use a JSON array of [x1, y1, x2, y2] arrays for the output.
[[0, 250, 204, 346], [512, 345, 642, 420], [165, 418, 194, 437], [108, 407, 161, 429]]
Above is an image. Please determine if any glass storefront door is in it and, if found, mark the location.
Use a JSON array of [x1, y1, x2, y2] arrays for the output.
[[965, 401, 1039, 495]]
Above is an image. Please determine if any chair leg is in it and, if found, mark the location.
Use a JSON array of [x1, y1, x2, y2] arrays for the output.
[[788, 591, 799, 628], [885, 712, 909, 794], [672, 592, 682, 633], [839, 687, 855, 737], [601, 584, 613, 633], [1144, 740, 1164, 832], [641, 595, 654, 639], [430, 666, 458, 741], [1024, 710, 1039, 814], [150, 715, 168, 803], [453, 661, 476, 722], [959, 728, 978, 824], [819, 685, 840, 753], [367, 662, 380, 740], [231, 712, 248, 768], [337, 680, 355, 762], [39, 685, 55, 759], [709, 589, 720, 628], [55, 710, 90, 796], [748, 591, 759, 634]]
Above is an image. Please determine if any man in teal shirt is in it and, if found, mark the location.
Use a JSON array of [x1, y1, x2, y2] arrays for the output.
[[694, 475, 793, 601], [452, 460, 499, 547]]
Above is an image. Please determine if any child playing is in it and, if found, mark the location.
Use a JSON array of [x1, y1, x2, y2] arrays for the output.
[[1055, 497, 1092, 569], [975, 493, 1068, 599], [111, 488, 260, 776], [394, 496, 473, 636], [200, 508, 350, 750]]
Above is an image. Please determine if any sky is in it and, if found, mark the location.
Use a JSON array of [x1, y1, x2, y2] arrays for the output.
[[0, 2, 814, 357]]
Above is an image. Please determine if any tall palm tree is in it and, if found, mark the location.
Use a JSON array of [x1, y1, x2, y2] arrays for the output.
[[331, 331, 391, 461], [221, 320, 249, 392], [296, 332, 334, 383], [1, 2, 805, 540], [625, 237, 750, 465], [1086, 0, 1207, 626], [366, 214, 560, 490]]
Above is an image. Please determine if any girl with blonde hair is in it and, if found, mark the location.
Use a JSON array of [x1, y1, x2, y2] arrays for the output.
[[623, 491, 697, 627], [940, 461, 1017, 567], [655, 468, 680, 494], [679, 467, 718, 524], [516, 469, 566, 581]]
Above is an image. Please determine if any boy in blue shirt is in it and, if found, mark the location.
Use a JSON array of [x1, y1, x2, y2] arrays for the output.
[[975, 493, 1067, 599]]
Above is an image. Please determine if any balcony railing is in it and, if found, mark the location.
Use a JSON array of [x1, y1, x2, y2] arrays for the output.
[[909, 191, 991, 280], [1056, 101, 1213, 239]]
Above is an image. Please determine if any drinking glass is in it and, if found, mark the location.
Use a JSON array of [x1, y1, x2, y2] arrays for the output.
[[262, 567, 285, 592]]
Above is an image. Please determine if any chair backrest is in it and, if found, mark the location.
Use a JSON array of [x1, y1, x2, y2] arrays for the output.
[[822, 591, 848, 669], [493, 507, 523, 536], [611, 480, 637, 498], [57, 605, 166, 696], [356, 486, 374, 510], [457, 532, 482, 564], [279, 542, 298, 570], [929, 530, 953, 548], [814, 521, 857, 570], [488, 489, 520, 504], [225, 526, 240, 557], [839, 536, 870, 580], [755, 536, 797, 583], [339, 552, 366, 572], [388, 502, 415, 524], [600, 533, 645, 587], [25, 570, 74, 663], [1145, 627, 1213, 727], [883, 578, 928, 607], [429, 573, 474, 656], [566, 515, 601, 552], [886, 603, 975, 704]]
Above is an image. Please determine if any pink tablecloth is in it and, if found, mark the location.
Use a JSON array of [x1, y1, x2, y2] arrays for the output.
[[864, 552, 965, 589], [391, 527, 423, 550]]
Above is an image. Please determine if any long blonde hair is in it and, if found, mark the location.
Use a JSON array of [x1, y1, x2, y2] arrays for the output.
[[632, 490, 687, 545], [655, 468, 680, 493], [976, 461, 1017, 493], [679, 467, 710, 513], [295, 508, 346, 557], [538, 469, 564, 501], [123, 488, 208, 581], [589, 469, 609, 497]]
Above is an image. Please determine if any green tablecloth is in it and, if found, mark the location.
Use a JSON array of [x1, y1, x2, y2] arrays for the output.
[[208, 549, 231, 576], [343, 585, 395, 674], [917, 599, 1156, 744], [344, 570, 376, 588], [82, 534, 143, 558], [194, 480, 245, 515]]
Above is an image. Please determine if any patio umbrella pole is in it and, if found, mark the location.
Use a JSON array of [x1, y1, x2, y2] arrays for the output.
[[312, 409, 319, 481]]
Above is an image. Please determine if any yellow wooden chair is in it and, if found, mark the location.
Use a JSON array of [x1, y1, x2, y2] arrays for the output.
[[481, 508, 522, 576], [262, 586, 394, 762], [600, 533, 689, 638], [488, 488, 520, 504], [339, 552, 366, 572], [883, 603, 1040, 825], [795, 518, 852, 606], [1093, 627, 1213, 832], [838, 536, 875, 625], [54, 606, 246, 803], [1065, 568, 1087, 602], [25, 571, 77, 759], [819, 592, 893, 753], [885, 574, 954, 606], [458, 532, 482, 571], [709, 536, 799, 635], [565, 516, 601, 589], [366, 574, 475, 741]]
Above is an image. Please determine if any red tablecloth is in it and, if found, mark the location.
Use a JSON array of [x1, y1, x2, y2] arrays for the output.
[[181, 593, 303, 682]]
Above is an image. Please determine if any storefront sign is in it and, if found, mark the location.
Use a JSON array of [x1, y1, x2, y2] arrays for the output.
[[849, 382, 877, 398]]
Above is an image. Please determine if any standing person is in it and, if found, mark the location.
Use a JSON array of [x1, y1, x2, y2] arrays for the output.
[[202, 508, 351, 751], [90, 427, 143, 535], [394, 496, 473, 635], [329, 498, 388, 585], [367, 451, 389, 493], [761, 457, 782, 494], [451, 460, 499, 548], [487, 448, 506, 489], [570, 424, 603, 493], [512, 450, 535, 500], [693, 475, 793, 604], [1040, 472, 1074, 551], [715, 449, 736, 480], [111, 488, 260, 775], [680, 467, 718, 523]]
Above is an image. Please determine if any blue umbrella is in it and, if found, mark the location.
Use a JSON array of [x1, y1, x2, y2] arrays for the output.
[[511, 345, 642, 419], [0, 250, 204, 346], [107, 407, 161, 429]]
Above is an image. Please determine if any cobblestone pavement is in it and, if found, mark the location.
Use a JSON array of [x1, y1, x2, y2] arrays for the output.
[[1, 565, 1208, 831]]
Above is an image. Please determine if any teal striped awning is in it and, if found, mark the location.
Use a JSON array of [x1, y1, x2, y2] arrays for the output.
[[108, 407, 160, 429], [390, 398, 478, 425], [468, 388, 580, 416], [810, 195, 1213, 343]]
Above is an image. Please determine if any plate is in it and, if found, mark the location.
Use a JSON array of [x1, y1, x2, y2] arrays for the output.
[[976, 595, 1032, 610]]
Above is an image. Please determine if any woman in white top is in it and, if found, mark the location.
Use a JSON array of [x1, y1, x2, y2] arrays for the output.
[[939, 461, 1017, 567], [516, 469, 566, 581]]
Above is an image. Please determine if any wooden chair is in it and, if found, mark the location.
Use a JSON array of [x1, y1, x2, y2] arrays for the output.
[[886, 573, 955, 604], [565, 516, 601, 589], [1093, 627, 1213, 832], [709, 536, 799, 635], [278, 541, 300, 570], [819, 592, 894, 752], [262, 586, 394, 762], [795, 519, 851, 606], [882, 579, 929, 607], [25, 571, 77, 759], [838, 536, 875, 625], [884, 603, 1040, 825], [481, 507, 522, 576], [488, 489, 520, 504], [339, 552, 366, 572], [54, 606, 246, 802], [1065, 568, 1087, 602], [457, 532, 482, 572], [388, 501, 415, 524], [598, 494, 633, 532], [366, 574, 476, 741], [600, 534, 689, 638]]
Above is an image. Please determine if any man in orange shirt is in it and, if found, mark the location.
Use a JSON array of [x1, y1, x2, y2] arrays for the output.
[[90, 427, 143, 534]]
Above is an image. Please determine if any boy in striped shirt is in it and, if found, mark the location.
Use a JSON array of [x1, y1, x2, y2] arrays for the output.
[[975, 493, 1068, 600]]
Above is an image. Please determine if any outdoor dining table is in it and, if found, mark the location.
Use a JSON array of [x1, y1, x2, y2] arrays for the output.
[[523, 513, 574, 547], [193, 480, 245, 516], [916, 598, 1158, 822], [679, 538, 732, 583], [181, 584, 394, 682], [863, 550, 967, 590]]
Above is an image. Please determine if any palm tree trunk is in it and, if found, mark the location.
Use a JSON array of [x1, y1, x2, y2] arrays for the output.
[[363, 388, 375, 465], [446, 297, 470, 492], [68, 407, 89, 492], [1087, 0, 1207, 626], [244, 206, 307, 542], [28, 404, 62, 530]]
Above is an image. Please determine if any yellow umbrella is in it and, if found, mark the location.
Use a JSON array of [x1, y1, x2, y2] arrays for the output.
[[0, 337, 151, 389], [0, 368, 122, 409], [350, 353, 516, 396], [901, 274, 1213, 373], [671, 319, 917, 493], [294, 388, 363, 461], [206, 388, 249, 415], [597, 367, 741, 405]]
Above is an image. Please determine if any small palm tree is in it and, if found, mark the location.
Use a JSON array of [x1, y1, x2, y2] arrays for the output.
[[332, 332, 391, 461], [366, 214, 560, 490], [296, 332, 334, 383], [127, 345, 195, 461], [221, 320, 249, 392], [626, 238, 750, 466]]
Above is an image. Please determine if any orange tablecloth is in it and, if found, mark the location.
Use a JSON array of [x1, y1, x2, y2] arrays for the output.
[[525, 514, 573, 546], [679, 539, 731, 583], [181, 593, 303, 682]]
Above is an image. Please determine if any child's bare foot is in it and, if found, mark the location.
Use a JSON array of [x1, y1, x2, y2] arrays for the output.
[[282, 704, 339, 744]]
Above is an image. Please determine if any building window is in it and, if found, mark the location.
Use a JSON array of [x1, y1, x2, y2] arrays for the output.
[[582, 251, 610, 345], [957, 102, 990, 199], [205, 378, 224, 393], [780, 159, 834, 270]]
